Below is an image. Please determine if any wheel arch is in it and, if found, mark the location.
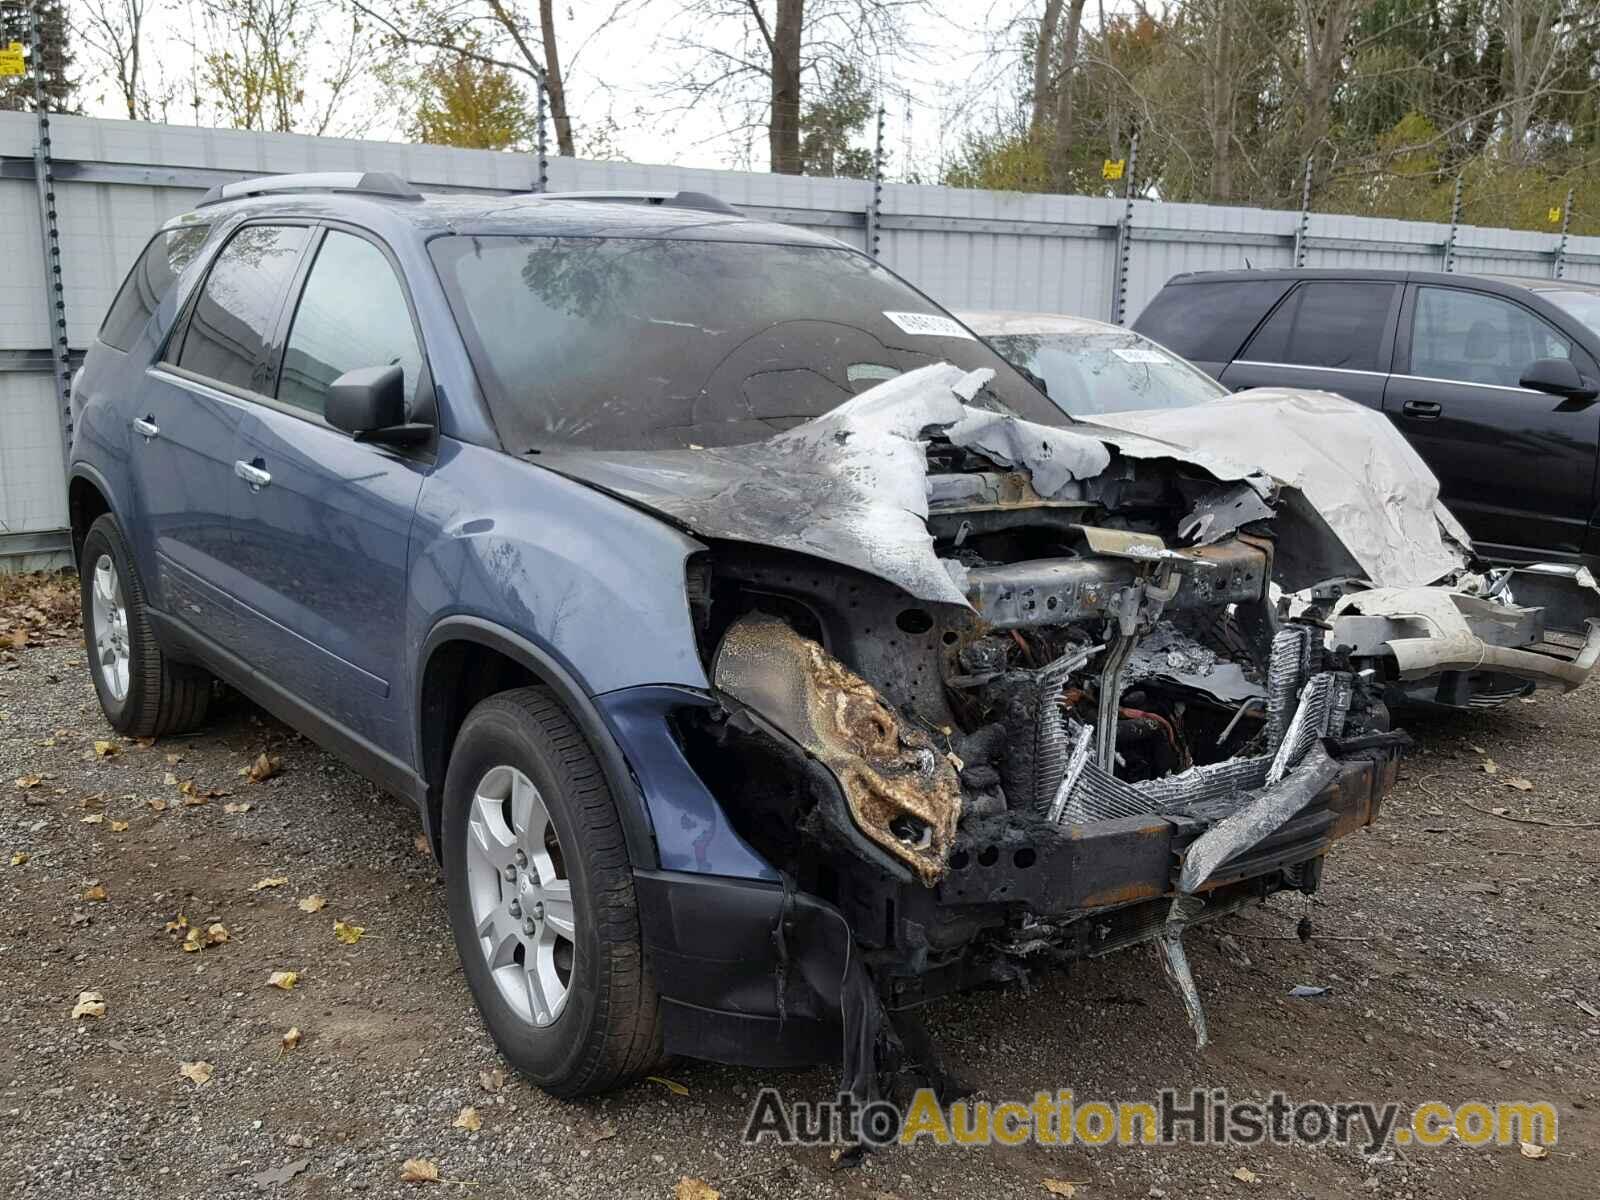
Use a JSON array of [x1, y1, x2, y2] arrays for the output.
[[416, 616, 659, 871], [67, 465, 118, 566]]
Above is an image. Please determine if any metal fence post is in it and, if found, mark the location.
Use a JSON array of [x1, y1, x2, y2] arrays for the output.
[[1109, 128, 1139, 325], [1442, 173, 1463, 272], [1553, 187, 1574, 279], [1292, 155, 1313, 267], [25, 0, 72, 470], [865, 104, 885, 258], [533, 75, 548, 193]]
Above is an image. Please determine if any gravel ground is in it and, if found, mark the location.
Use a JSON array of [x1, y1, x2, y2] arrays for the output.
[[1, 580, 1596, 1199]]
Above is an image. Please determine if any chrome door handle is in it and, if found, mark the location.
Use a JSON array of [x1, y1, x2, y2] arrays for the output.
[[131, 417, 159, 439], [233, 460, 272, 490]]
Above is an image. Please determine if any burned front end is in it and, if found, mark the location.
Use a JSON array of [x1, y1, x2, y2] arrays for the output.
[[556, 366, 1406, 1085]]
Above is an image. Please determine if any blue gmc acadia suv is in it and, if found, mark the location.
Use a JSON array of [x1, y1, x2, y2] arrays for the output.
[[69, 171, 1406, 1102]]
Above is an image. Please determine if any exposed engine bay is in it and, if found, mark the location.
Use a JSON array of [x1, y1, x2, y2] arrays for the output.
[[541, 364, 1442, 1071]]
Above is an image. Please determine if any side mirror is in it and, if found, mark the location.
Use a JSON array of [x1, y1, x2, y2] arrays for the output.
[[326, 364, 432, 445], [1519, 357, 1598, 400]]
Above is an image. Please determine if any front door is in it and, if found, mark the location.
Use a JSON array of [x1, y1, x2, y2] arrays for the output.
[[228, 227, 430, 761], [135, 222, 312, 651], [1384, 283, 1600, 563]]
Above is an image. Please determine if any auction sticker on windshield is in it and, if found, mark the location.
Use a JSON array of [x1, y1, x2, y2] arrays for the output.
[[1112, 347, 1174, 364], [883, 311, 974, 339]]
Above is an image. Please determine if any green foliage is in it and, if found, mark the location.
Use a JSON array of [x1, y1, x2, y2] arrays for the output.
[[0, 1, 75, 113], [404, 45, 534, 151], [798, 62, 876, 178]]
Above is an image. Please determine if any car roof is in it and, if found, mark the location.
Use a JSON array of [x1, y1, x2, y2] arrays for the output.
[[1161, 267, 1600, 297], [958, 310, 1123, 336], [170, 187, 848, 249]]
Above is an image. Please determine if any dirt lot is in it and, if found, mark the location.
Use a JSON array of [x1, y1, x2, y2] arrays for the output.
[[1, 572, 1597, 1199]]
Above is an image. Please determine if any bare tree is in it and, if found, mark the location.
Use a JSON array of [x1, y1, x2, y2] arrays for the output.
[[658, 0, 920, 174], [1027, 0, 1063, 137], [1293, 0, 1363, 178], [352, 0, 580, 155], [1047, 0, 1087, 187], [74, 0, 146, 119], [1499, 0, 1563, 161]]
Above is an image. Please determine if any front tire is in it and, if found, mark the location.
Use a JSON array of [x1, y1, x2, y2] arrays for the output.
[[79, 513, 212, 737], [442, 687, 662, 1096]]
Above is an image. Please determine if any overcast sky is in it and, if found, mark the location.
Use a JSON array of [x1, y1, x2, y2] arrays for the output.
[[68, 1, 1139, 178]]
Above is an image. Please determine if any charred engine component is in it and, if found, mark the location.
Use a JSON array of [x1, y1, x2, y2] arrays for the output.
[[960, 537, 1268, 631], [712, 615, 962, 884]]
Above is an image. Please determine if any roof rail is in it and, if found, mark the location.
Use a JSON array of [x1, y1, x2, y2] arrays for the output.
[[542, 190, 742, 216], [197, 171, 423, 208]]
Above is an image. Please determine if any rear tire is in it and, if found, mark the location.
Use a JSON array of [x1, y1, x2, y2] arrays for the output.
[[442, 687, 662, 1096], [79, 513, 212, 737]]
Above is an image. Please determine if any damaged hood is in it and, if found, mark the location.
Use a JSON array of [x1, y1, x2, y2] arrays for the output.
[[1084, 389, 1471, 589], [533, 365, 1388, 606], [535, 363, 1120, 608]]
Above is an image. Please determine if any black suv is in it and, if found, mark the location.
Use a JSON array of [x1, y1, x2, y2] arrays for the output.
[[1134, 270, 1600, 570]]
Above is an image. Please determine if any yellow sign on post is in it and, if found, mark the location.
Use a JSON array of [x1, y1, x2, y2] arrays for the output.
[[1102, 158, 1125, 182], [1548, 206, 1564, 225], [0, 42, 26, 77]]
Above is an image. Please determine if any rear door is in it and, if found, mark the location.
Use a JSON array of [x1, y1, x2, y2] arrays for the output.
[[227, 226, 430, 760], [1384, 283, 1600, 562], [1220, 280, 1402, 409], [137, 222, 312, 650]]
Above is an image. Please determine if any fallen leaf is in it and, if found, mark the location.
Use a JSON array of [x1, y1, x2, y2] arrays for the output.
[[164, 753, 183, 766], [333, 919, 365, 945], [165, 913, 189, 935], [15, 774, 43, 789], [1468, 743, 1485, 754], [479, 1068, 504, 1093], [146, 797, 167, 812], [453, 1106, 481, 1132], [71, 990, 107, 1020], [1480, 758, 1499, 775], [182, 926, 204, 953], [1504, 777, 1534, 792], [93, 740, 120, 758], [251, 1159, 309, 1188], [9, 852, 27, 866], [266, 970, 298, 990], [297, 895, 327, 913], [81, 813, 105, 825], [247, 753, 282, 783], [80, 794, 105, 809], [648, 1075, 690, 1096], [223, 801, 252, 814], [1042, 1182, 1086, 1198], [162, 772, 178, 786], [250, 876, 290, 892], [1519, 1141, 1549, 1160], [280, 1026, 302, 1052], [110, 820, 129, 832], [205, 921, 230, 946], [179, 1060, 214, 1086], [413, 831, 431, 856], [82, 882, 108, 903], [1232, 1167, 1259, 1184], [400, 1158, 440, 1184], [675, 1179, 720, 1200], [591, 1122, 617, 1142]]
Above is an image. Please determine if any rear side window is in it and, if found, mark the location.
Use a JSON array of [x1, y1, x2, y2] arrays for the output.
[[277, 231, 423, 417], [1132, 279, 1293, 362], [99, 224, 211, 351], [1243, 281, 1397, 372], [172, 224, 309, 394]]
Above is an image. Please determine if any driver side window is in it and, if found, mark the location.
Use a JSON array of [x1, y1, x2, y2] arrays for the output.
[[277, 231, 422, 417], [1411, 287, 1571, 390]]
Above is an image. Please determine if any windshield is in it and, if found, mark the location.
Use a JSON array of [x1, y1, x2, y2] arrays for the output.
[[428, 234, 1060, 451], [1543, 289, 1600, 340], [985, 328, 1228, 416]]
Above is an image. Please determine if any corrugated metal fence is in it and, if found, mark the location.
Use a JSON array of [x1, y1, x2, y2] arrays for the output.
[[6, 110, 1600, 568]]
